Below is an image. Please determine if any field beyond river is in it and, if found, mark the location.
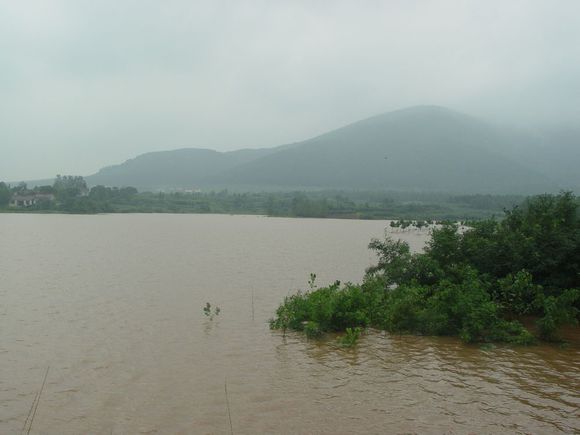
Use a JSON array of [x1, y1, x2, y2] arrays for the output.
[[1, 214, 578, 434]]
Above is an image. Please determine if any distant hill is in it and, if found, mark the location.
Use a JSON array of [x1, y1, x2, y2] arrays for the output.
[[219, 106, 557, 193], [86, 146, 285, 190], [82, 105, 576, 194]]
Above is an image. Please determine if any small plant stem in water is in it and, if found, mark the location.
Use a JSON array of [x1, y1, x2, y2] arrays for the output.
[[251, 288, 255, 321], [21, 391, 39, 433], [225, 377, 234, 435], [23, 366, 49, 435]]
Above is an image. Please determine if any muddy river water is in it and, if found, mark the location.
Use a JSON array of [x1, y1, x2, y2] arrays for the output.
[[1, 214, 578, 434]]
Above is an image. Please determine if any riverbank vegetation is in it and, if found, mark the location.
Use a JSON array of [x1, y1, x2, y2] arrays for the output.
[[270, 192, 579, 344], [1, 177, 526, 220]]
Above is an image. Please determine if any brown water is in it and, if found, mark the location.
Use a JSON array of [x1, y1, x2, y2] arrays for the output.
[[1, 214, 578, 434]]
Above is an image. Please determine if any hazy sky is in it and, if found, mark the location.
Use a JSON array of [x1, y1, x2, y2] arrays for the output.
[[2, 0, 579, 181]]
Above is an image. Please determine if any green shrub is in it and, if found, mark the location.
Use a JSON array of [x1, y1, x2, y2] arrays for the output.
[[495, 270, 541, 314], [381, 285, 426, 333], [304, 321, 323, 338], [339, 327, 363, 347], [269, 281, 370, 335], [536, 289, 579, 341]]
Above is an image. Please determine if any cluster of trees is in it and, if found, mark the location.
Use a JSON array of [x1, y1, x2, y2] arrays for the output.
[[0, 176, 87, 209], [0, 176, 139, 213], [89, 185, 138, 201], [56, 183, 139, 213], [270, 192, 579, 344], [0, 181, 55, 208], [53, 175, 88, 199]]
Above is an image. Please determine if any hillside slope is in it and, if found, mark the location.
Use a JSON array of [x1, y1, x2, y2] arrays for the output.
[[86, 147, 279, 189], [219, 106, 556, 193]]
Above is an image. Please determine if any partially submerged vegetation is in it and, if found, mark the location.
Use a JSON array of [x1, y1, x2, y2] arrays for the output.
[[270, 192, 579, 344], [203, 302, 221, 320]]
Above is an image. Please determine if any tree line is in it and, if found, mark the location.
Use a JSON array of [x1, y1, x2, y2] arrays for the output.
[[1, 176, 537, 221], [0, 176, 138, 213]]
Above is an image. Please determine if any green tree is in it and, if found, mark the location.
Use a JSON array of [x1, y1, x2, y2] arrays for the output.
[[0, 182, 10, 207], [53, 175, 88, 200]]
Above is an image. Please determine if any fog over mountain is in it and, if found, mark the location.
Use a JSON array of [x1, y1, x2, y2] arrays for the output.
[[2, 1, 579, 182], [86, 106, 576, 194]]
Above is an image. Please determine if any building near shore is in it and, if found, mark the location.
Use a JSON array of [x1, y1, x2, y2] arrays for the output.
[[9, 193, 55, 208]]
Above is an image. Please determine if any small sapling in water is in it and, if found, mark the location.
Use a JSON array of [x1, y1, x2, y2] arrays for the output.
[[203, 302, 221, 320]]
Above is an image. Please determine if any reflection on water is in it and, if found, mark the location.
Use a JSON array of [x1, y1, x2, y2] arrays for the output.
[[0, 214, 578, 434]]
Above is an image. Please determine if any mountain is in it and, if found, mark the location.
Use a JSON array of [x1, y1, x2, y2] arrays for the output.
[[218, 106, 558, 193], [84, 106, 574, 193], [86, 146, 287, 190]]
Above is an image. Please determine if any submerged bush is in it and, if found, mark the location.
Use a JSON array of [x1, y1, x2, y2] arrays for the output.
[[270, 193, 579, 345], [269, 281, 370, 333], [270, 269, 534, 344], [339, 327, 363, 347], [304, 321, 323, 338], [535, 289, 580, 341]]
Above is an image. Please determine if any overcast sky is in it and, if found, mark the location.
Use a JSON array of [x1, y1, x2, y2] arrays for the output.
[[1, 0, 579, 181]]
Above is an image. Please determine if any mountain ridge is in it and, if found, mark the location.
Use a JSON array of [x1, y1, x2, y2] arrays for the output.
[[30, 105, 578, 194], [213, 106, 559, 193]]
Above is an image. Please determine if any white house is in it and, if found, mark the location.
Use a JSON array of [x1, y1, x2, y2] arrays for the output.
[[9, 193, 55, 208]]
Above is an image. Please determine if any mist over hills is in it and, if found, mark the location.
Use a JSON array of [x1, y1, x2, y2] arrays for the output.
[[500, 127, 580, 189], [83, 106, 575, 194]]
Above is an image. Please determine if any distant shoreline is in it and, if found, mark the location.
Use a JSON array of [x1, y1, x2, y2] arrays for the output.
[[1, 188, 527, 221]]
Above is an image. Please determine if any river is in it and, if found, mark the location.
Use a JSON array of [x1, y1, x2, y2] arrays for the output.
[[1, 214, 578, 434]]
